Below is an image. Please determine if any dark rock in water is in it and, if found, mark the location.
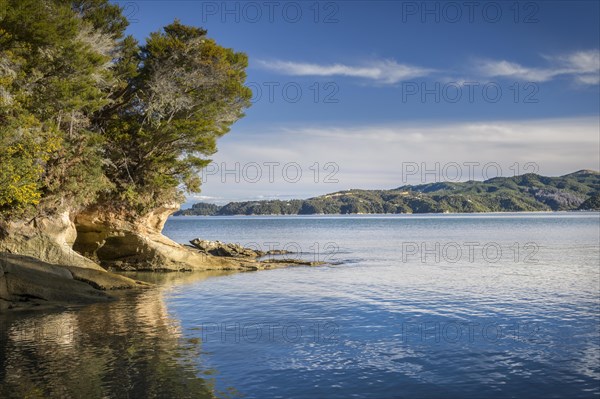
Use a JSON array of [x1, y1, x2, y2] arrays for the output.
[[261, 258, 325, 266], [264, 249, 292, 256], [189, 239, 261, 257], [189, 239, 294, 258]]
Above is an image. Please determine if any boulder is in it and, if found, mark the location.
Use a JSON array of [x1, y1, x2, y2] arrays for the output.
[[0, 211, 104, 271], [0, 253, 113, 311], [189, 239, 263, 257], [189, 239, 294, 258]]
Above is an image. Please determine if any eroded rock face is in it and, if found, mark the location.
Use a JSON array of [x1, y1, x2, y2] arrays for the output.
[[73, 204, 314, 272], [73, 204, 246, 271], [0, 211, 104, 271]]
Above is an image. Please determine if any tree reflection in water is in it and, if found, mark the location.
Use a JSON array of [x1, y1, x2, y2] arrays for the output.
[[0, 271, 240, 399]]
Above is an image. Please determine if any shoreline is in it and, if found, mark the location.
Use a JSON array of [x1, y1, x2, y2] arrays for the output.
[[0, 242, 327, 312], [172, 210, 599, 217], [3, 210, 597, 313]]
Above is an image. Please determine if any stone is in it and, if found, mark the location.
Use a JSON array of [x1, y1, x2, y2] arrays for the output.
[[0, 253, 114, 311], [0, 211, 104, 271], [189, 239, 263, 258], [188, 239, 294, 258], [73, 204, 247, 271], [261, 258, 325, 267]]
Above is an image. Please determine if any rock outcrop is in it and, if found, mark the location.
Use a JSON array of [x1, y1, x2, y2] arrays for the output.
[[189, 239, 292, 258], [187, 239, 324, 267], [0, 203, 330, 312], [0, 253, 146, 311], [0, 211, 104, 271], [189, 239, 262, 257], [73, 204, 256, 271], [260, 258, 325, 267], [73, 203, 327, 272]]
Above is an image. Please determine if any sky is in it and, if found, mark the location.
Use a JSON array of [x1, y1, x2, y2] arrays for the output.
[[115, 0, 600, 206]]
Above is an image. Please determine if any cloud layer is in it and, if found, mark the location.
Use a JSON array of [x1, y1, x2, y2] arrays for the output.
[[478, 50, 600, 84], [199, 117, 600, 202], [257, 50, 600, 86], [257, 59, 434, 84]]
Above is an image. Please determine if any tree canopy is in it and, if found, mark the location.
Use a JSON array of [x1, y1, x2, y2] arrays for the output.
[[0, 0, 251, 219]]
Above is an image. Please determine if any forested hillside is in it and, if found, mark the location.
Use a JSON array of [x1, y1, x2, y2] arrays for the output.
[[178, 170, 600, 215]]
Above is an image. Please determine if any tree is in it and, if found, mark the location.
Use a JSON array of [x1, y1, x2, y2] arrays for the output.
[[97, 20, 252, 216], [0, 1, 251, 220], [0, 0, 122, 218]]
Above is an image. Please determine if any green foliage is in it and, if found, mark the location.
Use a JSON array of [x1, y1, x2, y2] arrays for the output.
[[98, 20, 252, 215], [0, 0, 121, 218], [179, 171, 600, 215], [0, 2, 251, 220], [578, 192, 600, 210], [0, 116, 61, 215]]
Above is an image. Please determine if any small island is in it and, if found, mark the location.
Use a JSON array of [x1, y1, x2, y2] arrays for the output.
[[177, 170, 600, 216]]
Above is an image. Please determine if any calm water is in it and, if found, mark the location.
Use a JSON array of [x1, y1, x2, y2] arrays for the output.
[[1, 213, 599, 398]]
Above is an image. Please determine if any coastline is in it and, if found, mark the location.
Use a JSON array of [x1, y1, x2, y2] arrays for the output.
[[172, 209, 598, 217], [3, 210, 597, 312], [0, 239, 327, 312], [176, 171, 600, 216]]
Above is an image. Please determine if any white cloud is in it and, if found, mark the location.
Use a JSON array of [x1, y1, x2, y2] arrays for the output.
[[477, 60, 557, 81], [556, 50, 600, 73], [256, 59, 433, 84], [478, 50, 600, 85], [190, 195, 223, 201], [198, 117, 600, 202], [575, 74, 600, 85], [257, 50, 599, 86]]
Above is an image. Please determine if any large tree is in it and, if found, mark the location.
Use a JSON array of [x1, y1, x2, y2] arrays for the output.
[[0, 0, 126, 217], [0, 0, 251, 220], [97, 20, 252, 216]]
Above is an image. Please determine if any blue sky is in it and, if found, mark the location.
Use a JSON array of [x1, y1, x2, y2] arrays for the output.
[[116, 1, 600, 205]]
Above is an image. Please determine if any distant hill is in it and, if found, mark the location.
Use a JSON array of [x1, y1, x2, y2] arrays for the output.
[[175, 170, 600, 216]]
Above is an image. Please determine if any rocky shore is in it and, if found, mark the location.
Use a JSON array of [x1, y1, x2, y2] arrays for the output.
[[187, 239, 326, 267], [0, 207, 326, 311], [0, 253, 146, 311]]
